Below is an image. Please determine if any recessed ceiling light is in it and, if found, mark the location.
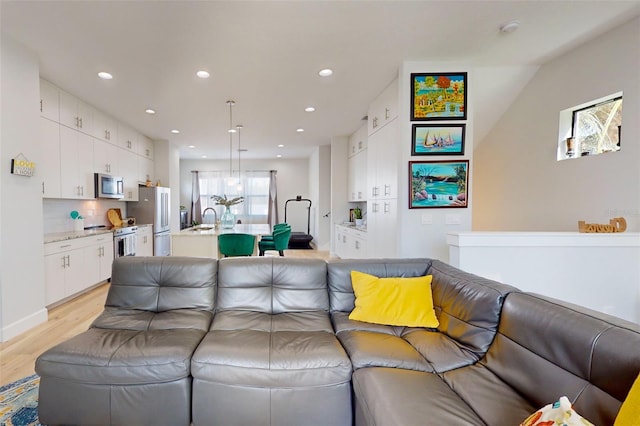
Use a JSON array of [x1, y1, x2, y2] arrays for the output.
[[277, 144, 284, 148], [202, 155, 207, 158], [145, 108, 156, 114], [499, 20, 520, 34], [305, 106, 316, 112], [171, 129, 180, 134], [188, 145, 195, 148], [276, 154, 282, 158], [318, 68, 333, 77], [296, 128, 304, 133], [228, 129, 237, 133], [196, 70, 210, 79], [98, 71, 113, 80]]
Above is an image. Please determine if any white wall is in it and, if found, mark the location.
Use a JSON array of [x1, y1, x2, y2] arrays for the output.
[[396, 64, 475, 261], [330, 136, 349, 256], [309, 144, 331, 250], [0, 35, 47, 341], [179, 158, 310, 229], [473, 17, 640, 232]]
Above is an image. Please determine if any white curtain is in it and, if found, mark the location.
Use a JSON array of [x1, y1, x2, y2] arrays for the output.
[[268, 170, 278, 228], [191, 171, 202, 225]]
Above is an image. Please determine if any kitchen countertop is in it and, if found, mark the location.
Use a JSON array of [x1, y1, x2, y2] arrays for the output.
[[336, 223, 367, 232], [44, 228, 114, 244], [176, 223, 271, 236]]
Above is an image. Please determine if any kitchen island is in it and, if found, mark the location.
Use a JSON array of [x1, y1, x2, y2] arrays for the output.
[[171, 223, 271, 258]]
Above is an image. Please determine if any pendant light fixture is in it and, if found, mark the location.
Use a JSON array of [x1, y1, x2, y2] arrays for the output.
[[236, 124, 243, 192], [226, 100, 236, 185]]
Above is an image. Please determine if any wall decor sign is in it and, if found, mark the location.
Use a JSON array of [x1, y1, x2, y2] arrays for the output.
[[10, 153, 35, 177], [411, 124, 465, 156], [411, 72, 467, 121], [409, 160, 469, 209]]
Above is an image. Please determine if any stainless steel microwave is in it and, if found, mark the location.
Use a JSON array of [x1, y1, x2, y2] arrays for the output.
[[95, 173, 124, 199]]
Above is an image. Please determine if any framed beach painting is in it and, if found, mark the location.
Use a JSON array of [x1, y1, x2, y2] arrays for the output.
[[409, 160, 469, 209], [412, 124, 465, 155], [411, 72, 467, 120]]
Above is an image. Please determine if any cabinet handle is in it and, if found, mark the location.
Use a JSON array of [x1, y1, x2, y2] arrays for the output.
[[372, 117, 378, 129], [358, 141, 362, 149], [105, 130, 109, 140], [79, 117, 83, 128], [61, 256, 66, 268], [42, 181, 45, 194], [355, 241, 360, 250], [372, 203, 379, 213], [384, 202, 390, 213], [358, 191, 362, 199], [65, 255, 70, 268], [60, 244, 72, 248], [384, 184, 391, 197], [40, 99, 43, 112], [385, 107, 390, 120], [75, 117, 79, 127], [146, 149, 150, 157]]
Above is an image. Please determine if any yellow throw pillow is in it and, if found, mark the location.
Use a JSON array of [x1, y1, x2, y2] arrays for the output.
[[348, 270, 439, 328], [614, 373, 640, 426]]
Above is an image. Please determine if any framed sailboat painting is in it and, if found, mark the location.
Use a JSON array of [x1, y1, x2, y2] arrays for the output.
[[412, 124, 465, 156]]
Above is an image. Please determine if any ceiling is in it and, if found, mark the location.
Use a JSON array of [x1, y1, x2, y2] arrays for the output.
[[2, 1, 639, 160]]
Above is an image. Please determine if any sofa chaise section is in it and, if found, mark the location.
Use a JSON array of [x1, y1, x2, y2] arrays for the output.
[[191, 257, 352, 426], [36, 256, 217, 426]]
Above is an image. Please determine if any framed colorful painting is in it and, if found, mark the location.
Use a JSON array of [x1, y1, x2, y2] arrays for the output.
[[411, 72, 467, 121], [409, 160, 469, 209], [412, 124, 465, 156]]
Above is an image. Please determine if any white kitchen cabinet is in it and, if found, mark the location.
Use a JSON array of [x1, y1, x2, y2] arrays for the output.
[[334, 225, 368, 259], [348, 124, 367, 157], [40, 117, 61, 198], [39, 79, 59, 122], [368, 120, 398, 200], [137, 226, 154, 256], [85, 234, 114, 284], [93, 138, 119, 175], [366, 198, 397, 258], [44, 235, 113, 306], [138, 134, 154, 160], [138, 156, 154, 185], [118, 148, 139, 201], [60, 126, 95, 199], [368, 79, 398, 137], [92, 110, 118, 144], [59, 90, 93, 134], [118, 124, 138, 153], [348, 124, 368, 202]]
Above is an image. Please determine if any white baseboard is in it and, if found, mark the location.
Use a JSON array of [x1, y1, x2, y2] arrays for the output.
[[1, 308, 48, 342]]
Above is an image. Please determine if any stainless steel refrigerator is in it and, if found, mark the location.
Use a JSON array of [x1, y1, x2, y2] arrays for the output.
[[127, 186, 171, 256]]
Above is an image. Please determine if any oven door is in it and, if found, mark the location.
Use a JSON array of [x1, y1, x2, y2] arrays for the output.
[[114, 233, 136, 257]]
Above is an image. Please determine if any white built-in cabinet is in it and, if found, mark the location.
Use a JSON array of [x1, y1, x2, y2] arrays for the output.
[[39, 78, 154, 200], [366, 79, 399, 258], [335, 225, 368, 259], [348, 124, 367, 202], [137, 226, 154, 256], [60, 125, 95, 199], [44, 234, 113, 306]]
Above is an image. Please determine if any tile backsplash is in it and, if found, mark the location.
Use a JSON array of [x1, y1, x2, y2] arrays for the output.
[[43, 199, 128, 233]]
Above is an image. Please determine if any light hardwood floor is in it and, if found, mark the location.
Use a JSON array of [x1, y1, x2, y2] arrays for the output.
[[0, 250, 332, 386]]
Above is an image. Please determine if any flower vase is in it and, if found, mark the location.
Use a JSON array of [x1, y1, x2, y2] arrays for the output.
[[220, 207, 235, 229]]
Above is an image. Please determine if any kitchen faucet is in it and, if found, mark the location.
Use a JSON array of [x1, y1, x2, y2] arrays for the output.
[[202, 207, 218, 225]]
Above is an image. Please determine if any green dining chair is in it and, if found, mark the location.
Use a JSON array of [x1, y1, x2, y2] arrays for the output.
[[218, 233, 256, 257], [260, 223, 290, 243], [258, 227, 291, 256]]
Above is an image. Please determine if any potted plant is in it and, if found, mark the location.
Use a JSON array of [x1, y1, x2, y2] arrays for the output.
[[212, 194, 244, 229], [353, 206, 363, 227]]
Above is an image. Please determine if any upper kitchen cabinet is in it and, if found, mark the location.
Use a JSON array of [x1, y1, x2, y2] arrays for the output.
[[59, 90, 94, 134], [93, 138, 119, 175], [137, 134, 154, 160], [367, 79, 398, 136], [60, 126, 95, 199], [40, 117, 61, 198], [39, 79, 59, 122], [118, 124, 138, 153], [348, 124, 367, 157], [118, 148, 139, 201], [92, 110, 118, 144]]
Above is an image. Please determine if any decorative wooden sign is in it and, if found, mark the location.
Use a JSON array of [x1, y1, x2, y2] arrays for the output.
[[10, 153, 35, 177], [578, 217, 627, 233]]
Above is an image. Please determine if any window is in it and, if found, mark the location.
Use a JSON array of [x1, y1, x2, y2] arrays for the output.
[[558, 93, 622, 161], [198, 171, 271, 224]]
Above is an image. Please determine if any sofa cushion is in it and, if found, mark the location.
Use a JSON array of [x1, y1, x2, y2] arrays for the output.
[[402, 328, 482, 373], [332, 312, 433, 372], [106, 256, 217, 312], [216, 257, 329, 313], [92, 308, 213, 332], [36, 327, 206, 385], [349, 271, 438, 328], [352, 367, 486, 426]]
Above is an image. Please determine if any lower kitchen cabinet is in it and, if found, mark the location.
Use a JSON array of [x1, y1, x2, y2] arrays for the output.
[[335, 225, 368, 259], [137, 226, 153, 256], [44, 234, 114, 306]]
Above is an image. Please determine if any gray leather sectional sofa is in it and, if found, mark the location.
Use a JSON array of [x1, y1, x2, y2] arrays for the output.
[[36, 256, 640, 425]]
